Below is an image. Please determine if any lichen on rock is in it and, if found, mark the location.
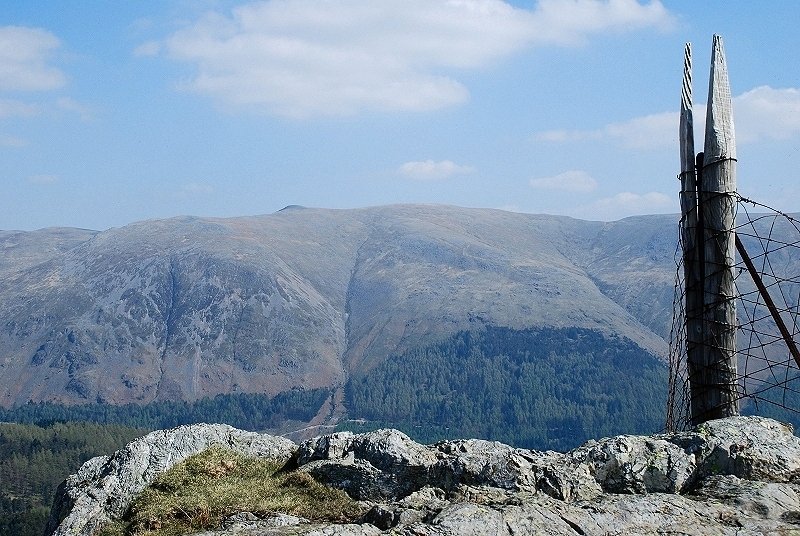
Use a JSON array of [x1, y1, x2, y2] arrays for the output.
[[47, 416, 800, 536]]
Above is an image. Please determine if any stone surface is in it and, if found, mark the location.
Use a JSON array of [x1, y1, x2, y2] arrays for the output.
[[569, 434, 696, 494], [431, 439, 540, 492], [48, 416, 800, 536], [193, 523, 381, 536], [192, 512, 311, 535], [46, 423, 296, 536], [691, 416, 800, 483], [297, 429, 438, 501], [691, 475, 800, 521]]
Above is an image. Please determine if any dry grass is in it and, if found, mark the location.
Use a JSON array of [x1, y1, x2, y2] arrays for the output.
[[98, 447, 365, 536]]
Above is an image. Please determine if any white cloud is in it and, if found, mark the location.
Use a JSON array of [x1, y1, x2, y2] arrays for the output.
[[530, 169, 598, 193], [0, 26, 66, 91], [528, 0, 673, 46], [398, 160, 475, 181], [154, 0, 673, 117], [129, 17, 155, 34], [0, 98, 38, 119], [585, 191, 675, 220], [133, 40, 161, 57], [534, 85, 800, 150], [533, 111, 678, 150], [27, 174, 59, 184], [602, 112, 678, 149], [734, 86, 800, 143], [56, 97, 93, 120]]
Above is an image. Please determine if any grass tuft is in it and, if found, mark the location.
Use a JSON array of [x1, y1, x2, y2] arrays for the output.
[[98, 446, 365, 536]]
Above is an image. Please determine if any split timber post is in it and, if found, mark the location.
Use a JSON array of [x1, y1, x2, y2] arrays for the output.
[[678, 43, 705, 424], [679, 35, 739, 425]]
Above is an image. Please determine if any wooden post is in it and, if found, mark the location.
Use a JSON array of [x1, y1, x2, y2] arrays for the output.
[[677, 43, 706, 425], [695, 34, 739, 423]]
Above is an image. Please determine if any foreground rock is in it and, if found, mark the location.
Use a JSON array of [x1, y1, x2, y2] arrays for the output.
[[46, 423, 296, 536], [48, 416, 800, 535]]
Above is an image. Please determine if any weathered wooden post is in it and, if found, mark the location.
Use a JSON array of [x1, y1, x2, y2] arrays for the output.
[[697, 35, 740, 422], [677, 43, 705, 425], [679, 35, 739, 425]]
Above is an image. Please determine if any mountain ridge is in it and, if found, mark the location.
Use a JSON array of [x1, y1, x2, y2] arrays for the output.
[[1, 204, 679, 410]]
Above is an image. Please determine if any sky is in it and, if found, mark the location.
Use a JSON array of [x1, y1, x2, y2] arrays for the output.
[[1, 0, 799, 231]]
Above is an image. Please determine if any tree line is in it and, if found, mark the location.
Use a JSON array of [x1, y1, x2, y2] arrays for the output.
[[344, 326, 669, 451], [0, 388, 330, 536], [0, 389, 330, 431], [0, 421, 145, 536]]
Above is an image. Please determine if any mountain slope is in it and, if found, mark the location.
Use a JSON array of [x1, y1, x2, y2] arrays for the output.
[[0, 205, 679, 409]]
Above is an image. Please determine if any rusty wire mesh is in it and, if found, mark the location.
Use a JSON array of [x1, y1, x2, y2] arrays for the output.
[[667, 195, 800, 431]]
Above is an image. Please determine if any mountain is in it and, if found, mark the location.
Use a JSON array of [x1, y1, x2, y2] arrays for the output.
[[0, 205, 678, 411]]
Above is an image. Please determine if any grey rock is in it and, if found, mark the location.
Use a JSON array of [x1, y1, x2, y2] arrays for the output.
[[47, 416, 800, 536], [298, 429, 437, 501], [222, 512, 261, 527], [298, 429, 439, 469], [426, 503, 507, 536], [192, 512, 310, 536], [431, 439, 540, 492], [301, 459, 385, 502], [498, 495, 603, 536], [47, 423, 296, 536], [521, 450, 601, 501], [302, 526, 382, 536], [691, 475, 800, 521], [302, 433, 601, 503], [562, 493, 741, 535], [360, 504, 403, 530], [194, 523, 381, 536], [359, 487, 449, 530], [394, 492, 789, 536], [691, 416, 800, 483], [397, 487, 450, 513], [261, 513, 310, 527], [445, 485, 537, 512], [292, 417, 800, 534], [557, 415, 800, 497], [394, 508, 426, 528], [570, 434, 696, 494]]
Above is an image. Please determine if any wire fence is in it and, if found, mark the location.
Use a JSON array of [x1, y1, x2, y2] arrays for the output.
[[667, 195, 800, 431]]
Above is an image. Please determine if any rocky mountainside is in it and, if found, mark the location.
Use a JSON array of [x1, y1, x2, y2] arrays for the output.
[[0, 205, 678, 409], [47, 416, 800, 535]]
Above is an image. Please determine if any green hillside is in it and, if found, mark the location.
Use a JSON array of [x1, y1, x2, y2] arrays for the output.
[[0, 389, 329, 431], [344, 326, 669, 451], [0, 422, 145, 536], [0, 390, 329, 536]]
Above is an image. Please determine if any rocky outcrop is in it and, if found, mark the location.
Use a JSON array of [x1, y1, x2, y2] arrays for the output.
[[46, 423, 296, 536], [297, 429, 440, 501], [48, 416, 800, 535]]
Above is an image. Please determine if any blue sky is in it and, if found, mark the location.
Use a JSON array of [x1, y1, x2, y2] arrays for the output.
[[1, 0, 799, 231]]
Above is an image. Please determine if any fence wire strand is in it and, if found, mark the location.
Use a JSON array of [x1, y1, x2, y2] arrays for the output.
[[667, 195, 800, 431]]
